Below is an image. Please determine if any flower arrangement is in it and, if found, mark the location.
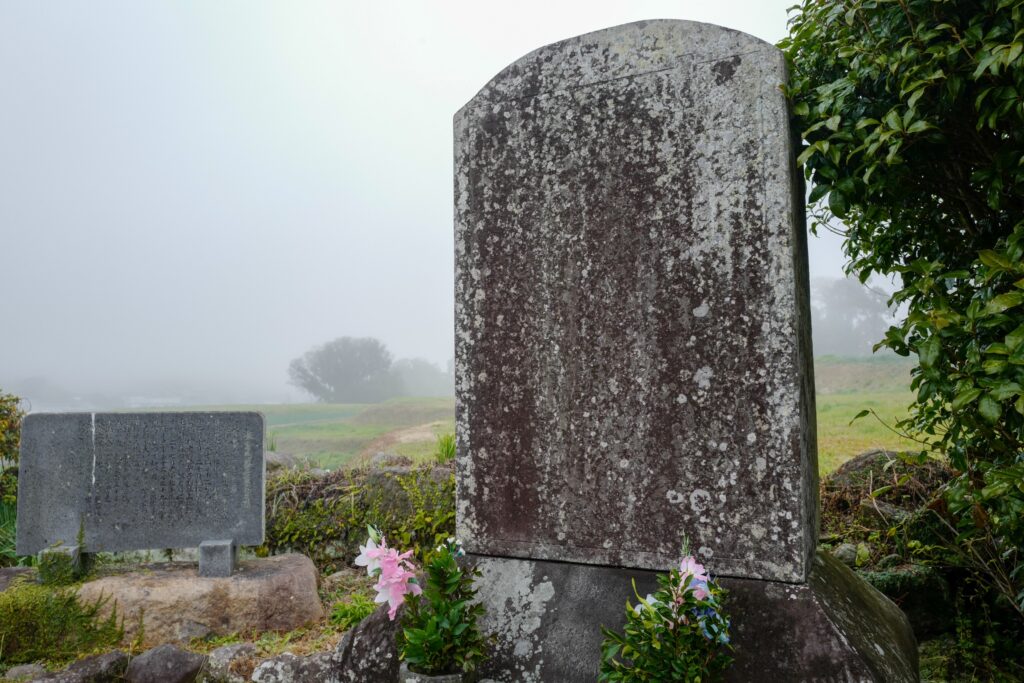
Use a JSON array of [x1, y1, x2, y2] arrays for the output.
[[354, 526, 422, 620], [599, 551, 732, 682], [400, 537, 489, 677]]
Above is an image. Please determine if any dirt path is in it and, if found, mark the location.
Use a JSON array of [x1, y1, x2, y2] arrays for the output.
[[356, 421, 449, 461]]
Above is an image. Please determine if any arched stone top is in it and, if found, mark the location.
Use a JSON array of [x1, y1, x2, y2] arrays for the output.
[[459, 19, 780, 111]]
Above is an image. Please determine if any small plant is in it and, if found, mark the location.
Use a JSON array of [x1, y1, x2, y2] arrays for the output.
[[400, 537, 489, 677], [0, 581, 122, 666], [434, 433, 456, 465], [599, 553, 732, 682], [268, 432, 278, 452], [330, 592, 376, 630]]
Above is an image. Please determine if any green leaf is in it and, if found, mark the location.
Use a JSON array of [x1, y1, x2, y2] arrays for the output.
[[1006, 324, 1024, 351], [978, 249, 1014, 270], [985, 291, 1024, 314], [808, 184, 831, 204], [951, 387, 983, 411], [829, 190, 849, 218], [979, 394, 1002, 422], [918, 336, 941, 369]]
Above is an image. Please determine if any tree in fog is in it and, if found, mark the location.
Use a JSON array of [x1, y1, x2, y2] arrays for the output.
[[288, 337, 400, 403], [392, 358, 453, 397], [811, 276, 893, 357]]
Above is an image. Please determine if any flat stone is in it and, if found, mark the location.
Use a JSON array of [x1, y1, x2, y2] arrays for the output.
[[471, 550, 917, 682], [16, 412, 264, 556], [454, 19, 816, 582], [76, 554, 324, 645], [125, 645, 204, 683]]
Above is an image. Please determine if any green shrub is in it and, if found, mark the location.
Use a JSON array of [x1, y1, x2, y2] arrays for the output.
[[782, 0, 1024, 621], [0, 581, 122, 666], [262, 465, 455, 572], [400, 538, 489, 676]]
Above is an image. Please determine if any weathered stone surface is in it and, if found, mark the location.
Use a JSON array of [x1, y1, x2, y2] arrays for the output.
[[199, 540, 238, 578], [200, 643, 257, 683], [472, 551, 917, 682], [16, 412, 265, 556], [76, 554, 324, 645], [125, 645, 205, 683], [42, 650, 128, 683], [0, 566, 34, 592], [454, 19, 816, 582], [331, 603, 402, 682], [398, 662, 461, 682], [250, 652, 336, 683], [3, 663, 47, 681]]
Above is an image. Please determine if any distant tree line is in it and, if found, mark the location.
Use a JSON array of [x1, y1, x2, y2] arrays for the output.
[[288, 336, 453, 403]]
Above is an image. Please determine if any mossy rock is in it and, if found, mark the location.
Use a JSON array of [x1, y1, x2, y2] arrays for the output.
[[859, 564, 954, 639]]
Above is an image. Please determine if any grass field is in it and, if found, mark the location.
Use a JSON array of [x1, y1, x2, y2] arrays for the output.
[[177, 356, 920, 473], [813, 355, 920, 472]]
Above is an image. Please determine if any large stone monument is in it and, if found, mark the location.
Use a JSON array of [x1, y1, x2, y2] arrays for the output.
[[454, 20, 918, 681], [17, 411, 264, 577]]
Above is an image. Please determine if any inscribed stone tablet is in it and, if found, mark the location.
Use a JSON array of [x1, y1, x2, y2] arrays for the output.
[[16, 412, 264, 555], [454, 20, 816, 582]]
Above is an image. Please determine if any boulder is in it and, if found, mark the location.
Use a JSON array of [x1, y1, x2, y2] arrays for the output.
[[332, 603, 403, 682], [125, 645, 205, 683], [200, 643, 257, 683], [3, 663, 47, 681], [265, 451, 299, 472], [42, 651, 128, 683], [76, 554, 324, 645], [832, 542, 858, 567]]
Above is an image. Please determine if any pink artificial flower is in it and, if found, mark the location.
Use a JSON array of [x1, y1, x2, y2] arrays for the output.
[[373, 547, 422, 620], [679, 556, 709, 583], [354, 537, 387, 576]]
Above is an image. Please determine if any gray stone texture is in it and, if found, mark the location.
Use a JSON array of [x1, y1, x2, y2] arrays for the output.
[[16, 412, 264, 556], [41, 651, 129, 683], [454, 19, 816, 582], [201, 643, 257, 683], [199, 539, 238, 577], [76, 554, 324, 645], [125, 645, 205, 683], [471, 551, 917, 683]]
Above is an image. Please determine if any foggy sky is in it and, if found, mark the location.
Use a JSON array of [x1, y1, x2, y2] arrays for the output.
[[1, 1, 847, 404]]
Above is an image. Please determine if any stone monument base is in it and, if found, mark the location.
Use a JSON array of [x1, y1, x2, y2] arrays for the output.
[[471, 550, 918, 682], [77, 553, 324, 645]]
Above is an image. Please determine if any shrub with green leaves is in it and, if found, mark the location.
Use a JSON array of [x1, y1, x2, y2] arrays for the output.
[[599, 556, 731, 682], [782, 0, 1024, 619], [0, 581, 122, 667], [262, 465, 455, 572], [0, 389, 24, 509], [400, 538, 489, 676]]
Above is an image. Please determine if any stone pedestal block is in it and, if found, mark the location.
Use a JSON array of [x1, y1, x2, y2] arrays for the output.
[[76, 554, 324, 645], [199, 539, 238, 577], [471, 551, 918, 682]]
